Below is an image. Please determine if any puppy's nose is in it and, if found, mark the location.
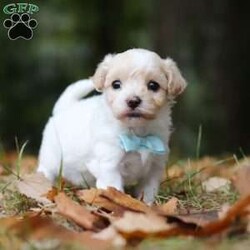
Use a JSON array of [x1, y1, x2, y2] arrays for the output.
[[127, 96, 142, 109]]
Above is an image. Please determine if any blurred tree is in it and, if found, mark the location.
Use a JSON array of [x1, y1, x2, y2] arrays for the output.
[[0, 0, 249, 157], [152, 0, 250, 156], [216, 0, 250, 154]]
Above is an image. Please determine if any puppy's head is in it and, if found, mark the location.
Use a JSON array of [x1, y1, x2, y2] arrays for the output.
[[92, 49, 187, 127]]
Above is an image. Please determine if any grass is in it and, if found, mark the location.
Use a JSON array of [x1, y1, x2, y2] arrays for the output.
[[15, 138, 29, 179], [157, 157, 239, 212], [196, 124, 203, 159], [56, 158, 64, 191], [156, 126, 239, 212], [0, 140, 28, 180], [158, 179, 238, 212], [2, 190, 38, 215]]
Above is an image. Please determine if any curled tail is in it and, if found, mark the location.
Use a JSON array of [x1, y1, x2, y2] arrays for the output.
[[52, 79, 95, 115]]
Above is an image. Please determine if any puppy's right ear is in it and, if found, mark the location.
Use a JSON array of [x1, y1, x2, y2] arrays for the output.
[[92, 54, 114, 92]]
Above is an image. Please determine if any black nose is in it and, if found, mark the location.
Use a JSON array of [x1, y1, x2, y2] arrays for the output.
[[127, 96, 142, 109]]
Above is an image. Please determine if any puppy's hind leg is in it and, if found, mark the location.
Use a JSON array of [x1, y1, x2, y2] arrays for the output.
[[37, 119, 62, 184]]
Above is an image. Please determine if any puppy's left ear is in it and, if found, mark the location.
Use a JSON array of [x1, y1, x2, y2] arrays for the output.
[[91, 54, 114, 92], [163, 58, 187, 97]]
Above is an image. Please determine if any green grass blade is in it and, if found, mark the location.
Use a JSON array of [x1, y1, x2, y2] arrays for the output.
[[16, 140, 29, 179], [196, 124, 202, 159], [57, 158, 63, 191], [1, 164, 19, 178], [239, 147, 247, 159]]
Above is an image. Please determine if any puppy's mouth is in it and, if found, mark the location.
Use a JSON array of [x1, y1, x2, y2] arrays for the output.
[[121, 111, 155, 120], [127, 112, 142, 118]]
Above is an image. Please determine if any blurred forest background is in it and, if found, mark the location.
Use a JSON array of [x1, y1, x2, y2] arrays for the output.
[[0, 0, 249, 158]]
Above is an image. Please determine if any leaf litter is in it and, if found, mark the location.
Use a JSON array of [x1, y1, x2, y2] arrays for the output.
[[0, 155, 250, 249]]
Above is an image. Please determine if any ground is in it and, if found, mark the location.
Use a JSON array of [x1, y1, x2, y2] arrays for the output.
[[0, 150, 250, 250]]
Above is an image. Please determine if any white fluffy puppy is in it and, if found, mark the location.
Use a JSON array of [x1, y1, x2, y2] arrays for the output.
[[37, 49, 187, 204]]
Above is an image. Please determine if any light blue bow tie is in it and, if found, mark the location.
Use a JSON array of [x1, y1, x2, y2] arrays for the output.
[[119, 134, 167, 155]]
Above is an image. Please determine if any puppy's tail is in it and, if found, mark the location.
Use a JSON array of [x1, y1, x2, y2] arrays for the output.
[[52, 79, 95, 115]]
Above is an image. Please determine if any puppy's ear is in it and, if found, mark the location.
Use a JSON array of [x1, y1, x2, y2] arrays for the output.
[[163, 58, 187, 97], [92, 54, 114, 92]]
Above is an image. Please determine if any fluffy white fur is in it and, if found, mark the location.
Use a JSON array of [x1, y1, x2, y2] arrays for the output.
[[37, 49, 187, 204]]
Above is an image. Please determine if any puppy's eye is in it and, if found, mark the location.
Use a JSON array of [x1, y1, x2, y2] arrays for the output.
[[147, 81, 160, 92], [112, 80, 122, 90]]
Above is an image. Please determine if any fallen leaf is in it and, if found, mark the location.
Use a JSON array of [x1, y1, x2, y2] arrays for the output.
[[77, 188, 124, 216], [0, 213, 74, 240], [93, 225, 126, 247], [197, 194, 250, 236], [112, 196, 250, 241], [166, 165, 184, 179], [15, 172, 53, 205], [167, 210, 218, 228], [46, 186, 58, 201], [156, 197, 179, 215], [101, 187, 151, 213], [202, 177, 231, 192], [218, 204, 231, 219], [112, 211, 173, 239], [0, 214, 111, 250], [77, 187, 151, 216], [232, 165, 250, 197], [163, 196, 250, 237], [55, 192, 108, 231]]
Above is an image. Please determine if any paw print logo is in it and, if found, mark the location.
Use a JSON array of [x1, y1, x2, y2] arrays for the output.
[[3, 13, 38, 40]]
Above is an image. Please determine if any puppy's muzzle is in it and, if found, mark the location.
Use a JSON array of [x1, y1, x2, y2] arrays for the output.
[[126, 96, 142, 110]]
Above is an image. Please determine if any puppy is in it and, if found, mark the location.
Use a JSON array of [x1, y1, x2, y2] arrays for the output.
[[37, 49, 187, 204]]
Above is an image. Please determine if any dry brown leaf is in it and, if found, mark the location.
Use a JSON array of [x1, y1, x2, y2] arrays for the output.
[[197, 194, 250, 236], [218, 204, 231, 219], [112, 195, 250, 241], [77, 187, 151, 216], [76, 232, 112, 250], [77, 188, 124, 216], [93, 225, 126, 247], [168, 210, 218, 228], [0, 213, 74, 240], [112, 211, 173, 238], [46, 186, 59, 201], [0, 215, 111, 250], [101, 187, 151, 213], [15, 172, 53, 205], [202, 177, 231, 192], [156, 197, 179, 215], [163, 196, 250, 237], [55, 192, 108, 231], [232, 165, 250, 197], [77, 188, 103, 203], [166, 165, 184, 179]]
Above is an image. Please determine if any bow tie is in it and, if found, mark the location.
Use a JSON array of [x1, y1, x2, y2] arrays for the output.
[[119, 134, 167, 155]]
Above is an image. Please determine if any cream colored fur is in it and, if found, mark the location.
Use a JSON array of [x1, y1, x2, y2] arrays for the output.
[[37, 49, 187, 204]]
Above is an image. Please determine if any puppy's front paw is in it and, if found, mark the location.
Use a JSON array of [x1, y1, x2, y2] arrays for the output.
[[96, 174, 124, 192], [141, 193, 156, 206]]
